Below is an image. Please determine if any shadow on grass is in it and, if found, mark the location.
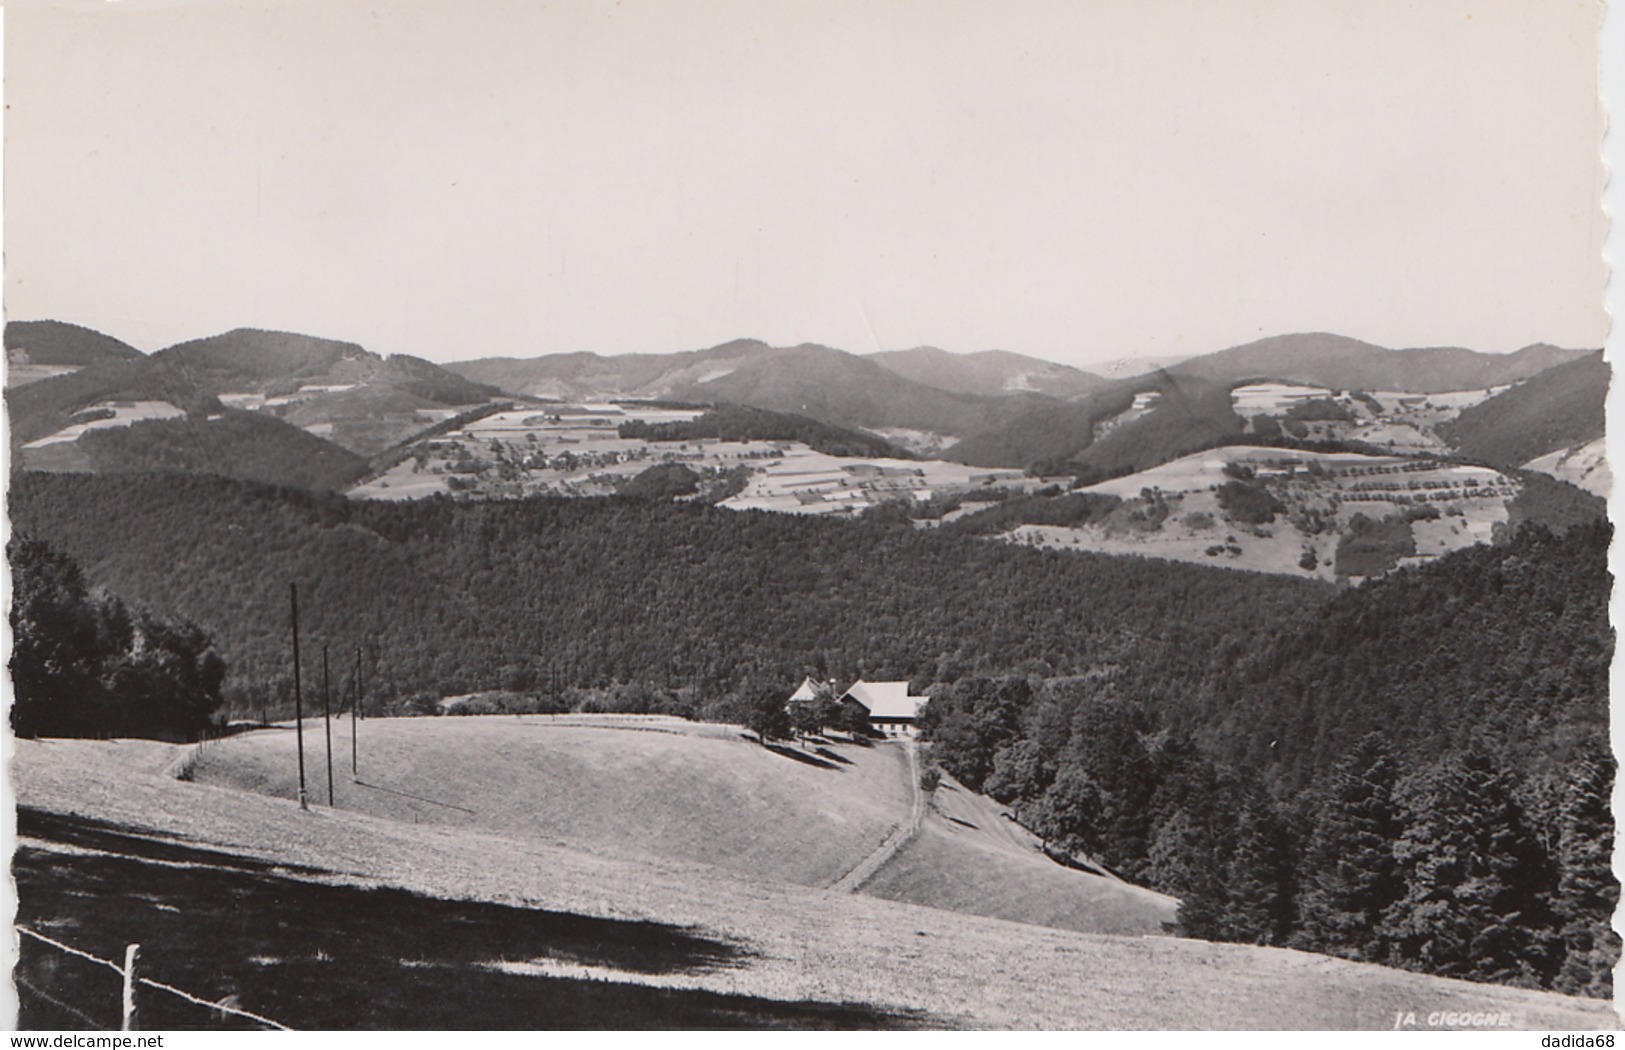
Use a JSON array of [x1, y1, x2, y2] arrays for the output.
[[760, 742, 839, 770], [18, 809, 330, 876], [14, 814, 935, 1030], [813, 747, 853, 766]]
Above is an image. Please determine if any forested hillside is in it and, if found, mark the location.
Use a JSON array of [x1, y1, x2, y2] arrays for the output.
[[920, 523, 1614, 996], [75, 411, 368, 491], [10, 472, 1328, 710], [6, 320, 144, 366], [1438, 352, 1608, 468], [617, 403, 913, 459], [10, 468, 1613, 996]]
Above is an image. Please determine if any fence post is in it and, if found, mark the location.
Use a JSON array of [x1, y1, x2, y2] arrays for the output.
[[121, 944, 140, 1031]]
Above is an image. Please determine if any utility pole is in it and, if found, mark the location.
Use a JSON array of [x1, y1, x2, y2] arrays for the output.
[[290, 584, 308, 811], [352, 645, 362, 777], [322, 645, 335, 807]]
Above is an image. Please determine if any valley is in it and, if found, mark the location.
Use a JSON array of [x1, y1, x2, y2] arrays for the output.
[[6, 320, 1614, 1029], [349, 401, 1043, 515]]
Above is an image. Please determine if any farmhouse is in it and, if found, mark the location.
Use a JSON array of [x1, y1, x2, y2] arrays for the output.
[[786, 677, 830, 706], [784, 677, 928, 735], [840, 680, 927, 736]]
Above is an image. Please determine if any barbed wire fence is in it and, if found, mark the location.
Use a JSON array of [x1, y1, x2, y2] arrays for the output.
[[15, 926, 292, 1031]]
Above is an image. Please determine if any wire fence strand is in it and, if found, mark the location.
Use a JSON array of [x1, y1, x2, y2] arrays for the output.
[[134, 975, 290, 1031], [16, 927, 125, 974], [16, 925, 294, 1031], [15, 973, 111, 1030]]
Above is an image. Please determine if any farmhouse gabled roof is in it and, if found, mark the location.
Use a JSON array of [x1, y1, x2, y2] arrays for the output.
[[788, 677, 823, 703], [841, 680, 924, 720]]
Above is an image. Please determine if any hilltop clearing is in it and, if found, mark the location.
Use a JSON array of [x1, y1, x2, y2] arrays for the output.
[[347, 401, 1043, 509], [1524, 438, 1609, 497], [959, 445, 1526, 581], [346, 401, 1040, 510], [13, 735, 1615, 1029]]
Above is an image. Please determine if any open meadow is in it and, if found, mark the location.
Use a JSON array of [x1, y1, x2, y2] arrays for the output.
[[11, 720, 1617, 1030]]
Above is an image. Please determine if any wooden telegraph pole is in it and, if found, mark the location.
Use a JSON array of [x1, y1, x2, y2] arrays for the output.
[[322, 645, 336, 806], [290, 584, 308, 811], [351, 645, 362, 777]]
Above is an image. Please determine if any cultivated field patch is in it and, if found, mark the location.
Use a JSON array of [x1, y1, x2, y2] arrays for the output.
[[1024, 446, 1519, 580]]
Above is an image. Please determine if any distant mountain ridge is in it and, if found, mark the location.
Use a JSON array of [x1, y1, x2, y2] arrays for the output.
[[866, 346, 1106, 399], [5, 320, 145, 366], [9, 326, 499, 446], [1168, 332, 1591, 392], [7, 322, 1602, 486], [451, 339, 779, 400], [7, 324, 502, 488], [452, 339, 1045, 439]]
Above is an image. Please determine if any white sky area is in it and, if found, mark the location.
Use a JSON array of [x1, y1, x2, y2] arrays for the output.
[[2, 0, 1610, 369]]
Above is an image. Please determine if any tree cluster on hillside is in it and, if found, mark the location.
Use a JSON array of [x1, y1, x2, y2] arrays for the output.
[[76, 410, 369, 491], [942, 490, 1123, 535], [918, 523, 1615, 995], [617, 403, 913, 459], [1215, 479, 1284, 525], [924, 689, 1615, 996], [9, 537, 226, 739]]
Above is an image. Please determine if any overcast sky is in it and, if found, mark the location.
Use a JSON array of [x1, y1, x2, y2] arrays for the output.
[[4, 0, 1609, 368]]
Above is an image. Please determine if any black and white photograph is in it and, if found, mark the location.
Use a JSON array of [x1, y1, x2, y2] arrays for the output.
[[3, 0, 1619, 1033]]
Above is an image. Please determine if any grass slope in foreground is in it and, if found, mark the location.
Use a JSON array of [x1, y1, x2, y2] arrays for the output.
[[11, 729, 1617, 1030], [188, 715, 1173, 936]]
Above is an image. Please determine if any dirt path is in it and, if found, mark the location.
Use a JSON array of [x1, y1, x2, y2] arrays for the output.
[[828, 738, 924, 893]]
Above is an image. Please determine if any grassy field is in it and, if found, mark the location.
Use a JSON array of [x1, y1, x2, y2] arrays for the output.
[[344, 400, 1040, 512], [12, 731, 1618, 1030], [189, 715, 1178, 938], [191, 715, 912, 888], [1033, 445, 1517, 580], [862, 774, 1177, 937]]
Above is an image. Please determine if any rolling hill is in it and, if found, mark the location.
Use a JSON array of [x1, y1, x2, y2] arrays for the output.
[[866, 346, 1106, 399], [8, 469, 1330, 704], [1168, 332, 1591, 393], [943, 372, 1244, 475], [449, 339, 781, 399], [979, 445, 1526, 581], [5, 320, 144, 378], [187, 714, 1177, 936], [1437, 351, 1608, 468], [660, 343, 1045, 439], [69, 410, 369, 491], [450, 339, 1042, 446], [8, 327, 503, 468]]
